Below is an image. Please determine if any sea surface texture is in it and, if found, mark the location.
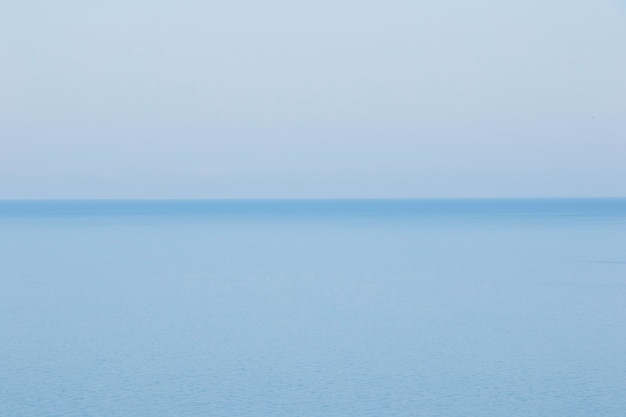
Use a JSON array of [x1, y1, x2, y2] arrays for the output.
[[1, 199, 625, 417]]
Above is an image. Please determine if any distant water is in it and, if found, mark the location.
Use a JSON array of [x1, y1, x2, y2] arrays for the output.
[[1, 199, 625, 417]]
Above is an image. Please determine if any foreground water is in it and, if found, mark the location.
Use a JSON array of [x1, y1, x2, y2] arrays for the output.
[[1, 199, 625, 416]]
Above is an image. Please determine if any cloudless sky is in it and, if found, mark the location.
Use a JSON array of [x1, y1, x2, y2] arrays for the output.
[[1, 0, 625, 199]]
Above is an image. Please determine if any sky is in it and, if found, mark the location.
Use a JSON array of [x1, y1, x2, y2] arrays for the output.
[[1, 0, 625, 199]]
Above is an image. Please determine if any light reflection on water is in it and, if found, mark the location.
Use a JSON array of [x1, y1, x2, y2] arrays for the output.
[[1, 200, 625, 416]]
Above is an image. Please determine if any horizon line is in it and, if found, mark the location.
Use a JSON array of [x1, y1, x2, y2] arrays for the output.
[[1, 196, 625, 202]]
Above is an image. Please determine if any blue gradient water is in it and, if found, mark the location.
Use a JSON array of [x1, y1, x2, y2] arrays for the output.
[[1, 199, 625, 416]]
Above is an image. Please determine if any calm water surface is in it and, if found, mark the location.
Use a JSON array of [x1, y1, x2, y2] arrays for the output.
[[1, 199, 625, 416]]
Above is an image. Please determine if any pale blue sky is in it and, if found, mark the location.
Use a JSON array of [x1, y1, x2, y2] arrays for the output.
[[1, 0, 625, 199]]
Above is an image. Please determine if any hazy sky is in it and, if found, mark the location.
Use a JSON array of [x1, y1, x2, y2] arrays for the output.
[[1, 0, 625, 199]]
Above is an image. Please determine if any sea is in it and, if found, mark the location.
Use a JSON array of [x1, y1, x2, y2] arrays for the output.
[[1, 199, 625, 417]]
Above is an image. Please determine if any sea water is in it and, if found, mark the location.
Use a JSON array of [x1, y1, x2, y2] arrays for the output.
[[1, 199, 625, 416]]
